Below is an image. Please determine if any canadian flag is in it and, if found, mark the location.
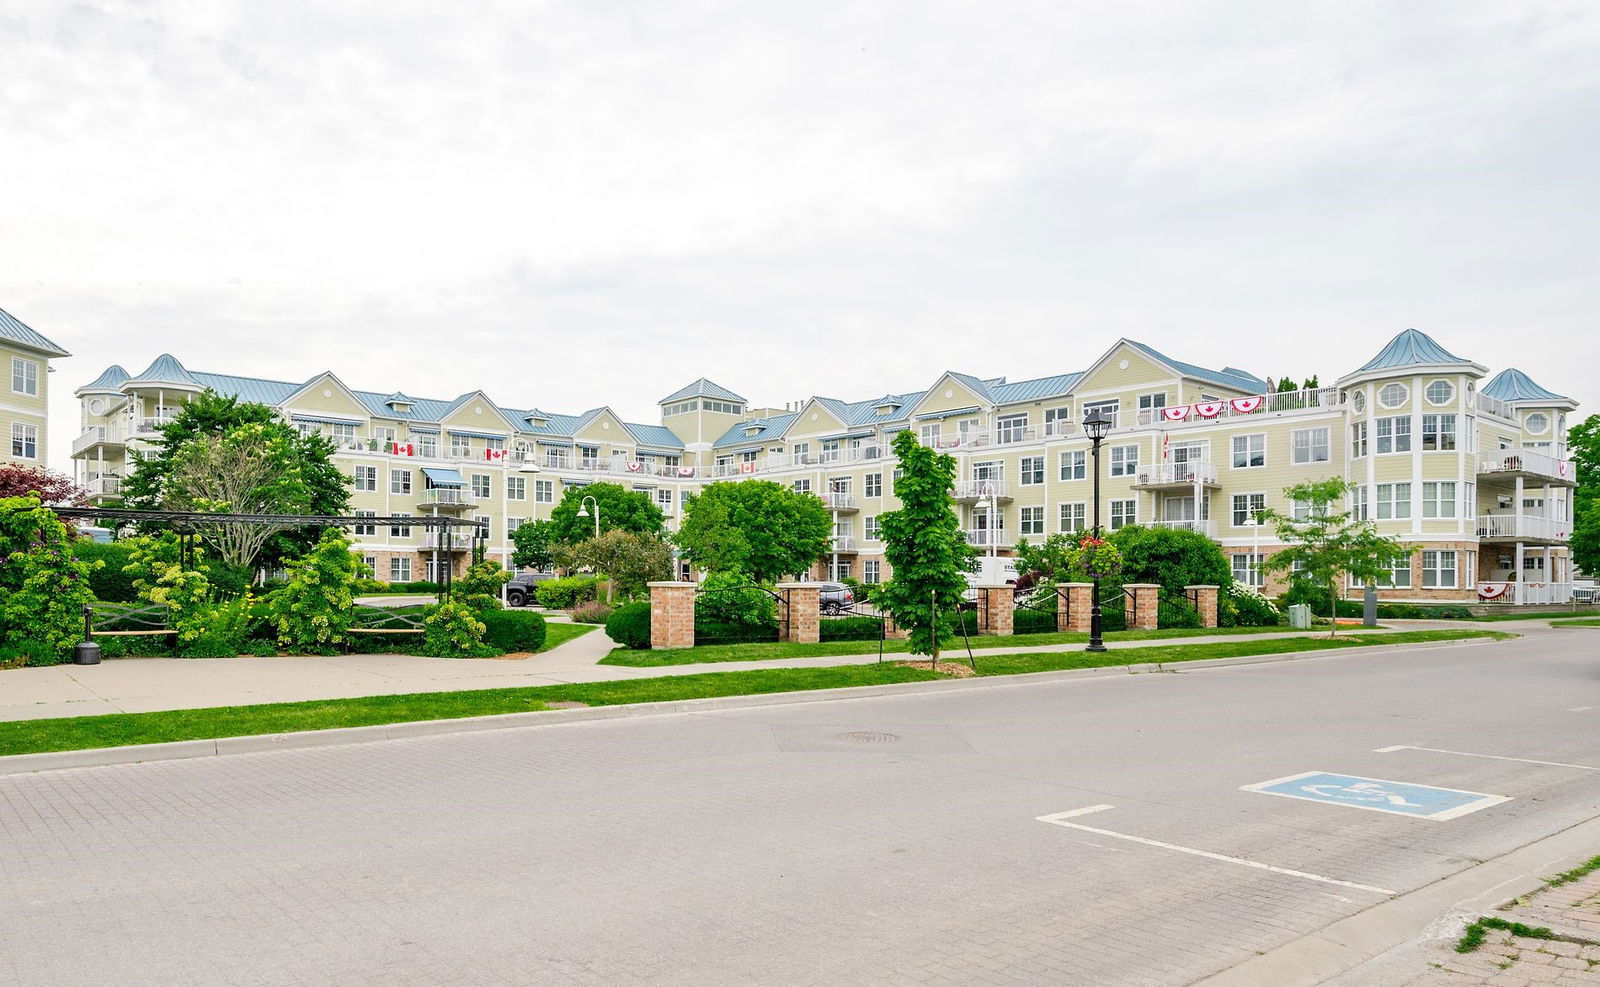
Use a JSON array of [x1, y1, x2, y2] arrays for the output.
[[1161, 407, 1190, 422], [1230, 395, 1264, 414], [739, 461, 757, 475], [390, 442, 414, 456], [485, 448, 509, 462], [1194, 402, 1224, 418]]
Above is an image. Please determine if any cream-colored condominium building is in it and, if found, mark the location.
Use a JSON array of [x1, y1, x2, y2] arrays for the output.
[[2, 308, 70, 469], [71, 329, 1579, 604]]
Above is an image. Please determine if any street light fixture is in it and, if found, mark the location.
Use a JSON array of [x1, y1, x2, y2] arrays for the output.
[[575, 494, 600, 539], [1083, 408, 1113, 653], [974, 481, 997, 558], [1243, 515, 1261, 589]]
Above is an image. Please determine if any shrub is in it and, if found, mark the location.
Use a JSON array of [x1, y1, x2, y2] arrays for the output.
[[421, 599, 495, 657], [353, 578, 387, 595], [1106, 525, 1229, 595], [97, 634, 173, 658], [70, 540, 140, 602], [480, 609, 547, 653], [1228, 581, 1282, 627], [1013, 608, 1057, 635], [696, 619, 778, 644], [180, 594, 256, 658], [1158, 598, 1202, 629], [606, 601, 652, 650], [570, 601, 614, 624], [534, 576, 604, 609], [1, 496, 99, 663], [819, 616, 884, 641], [269, 531, 363, 653], [457, 559, 510, 604], [695, 571, 777, 630], [0, 638, 62, 668]]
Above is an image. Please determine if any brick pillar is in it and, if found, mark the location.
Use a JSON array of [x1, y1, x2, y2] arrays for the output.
[[976, 586, 1013, 635], [1061, 583, 1093, 633], [884, 615, 910, 640], [1125, 583, 1160, 631], [649, 581, 696, 650], [775, 583, 820, 644], [1186, 585, 1220, 629]]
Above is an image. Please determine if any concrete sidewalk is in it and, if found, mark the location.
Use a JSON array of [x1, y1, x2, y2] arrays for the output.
[[0, 618, 1519, 723]]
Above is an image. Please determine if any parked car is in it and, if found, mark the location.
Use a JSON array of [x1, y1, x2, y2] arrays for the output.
[[505, 571, 559, 607], [818, 582, 855, 615]]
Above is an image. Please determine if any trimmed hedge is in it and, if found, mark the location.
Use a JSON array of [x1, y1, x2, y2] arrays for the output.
[[1013, 608, 1057, 635], [606, 602, 652, 650], [480, 609, 547, 653], [535, 576, 604, 609], [819, 616, 884, 642], [696, 620, 779, 644]]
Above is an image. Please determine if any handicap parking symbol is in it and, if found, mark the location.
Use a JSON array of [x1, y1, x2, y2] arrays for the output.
[[1241, 772, 1510, 821]]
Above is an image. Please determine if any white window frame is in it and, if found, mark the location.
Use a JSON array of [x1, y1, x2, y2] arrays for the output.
[[1422, 481, 1457, 518], [1059, 502, 1086, 532], [1425, 380, 1454, 406], [1020, 456, 1044, 485], [1109, 445, 1139, 477], [1231, 433, 1265, 469], [390, 468, 412, 495], [1376, 482, 1412, 520], [353, 465, 377, 491], [1109, 499, 1136, 529], [535, 480, 553, 503], [11, 357, 39, 396], [864, 472, 882, 498], [390, 556, 412, 582], [1231, 492, 1266, 527], [1379, 382, 1409, 409], [1291, 427, 1330, 465], [1421, 414, 1456, 451], [471, 474, 491, 499], [10, 423, 37, 460], [506, 476, 526, 500], [1422, 549, 1458, 588], [1019, 506, 1044, 536], [1059, 450, 1086, 481]]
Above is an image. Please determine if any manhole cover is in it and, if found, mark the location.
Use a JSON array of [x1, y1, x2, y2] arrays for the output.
[[837, 731, 899, 744]]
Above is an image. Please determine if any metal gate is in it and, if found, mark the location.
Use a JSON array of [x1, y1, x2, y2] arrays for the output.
[[693, 584, 787, 646]]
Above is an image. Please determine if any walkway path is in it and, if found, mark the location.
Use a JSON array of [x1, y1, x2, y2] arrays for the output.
[[0, 616, 1539, 724]]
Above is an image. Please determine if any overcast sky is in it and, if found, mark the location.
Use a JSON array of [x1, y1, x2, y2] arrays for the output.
[[5, 0, 1597, 470]]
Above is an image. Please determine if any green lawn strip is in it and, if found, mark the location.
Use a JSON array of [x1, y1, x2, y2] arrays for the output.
[[602, 624, 1326, 667], [0, 629, 1508, 758], [1549, 618, 1600, 627], [1458, 609, 1600, 622], [538, 622, 596, 651]]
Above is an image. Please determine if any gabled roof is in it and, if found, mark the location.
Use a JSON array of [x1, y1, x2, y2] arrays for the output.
[[659, 378, 746, 405], [712, 413, 799, 448], [1482, 368, 1572, 405], [945, 371, 996, 403], [992, 373, 1081, 404], [1121, 340, 1267, 393], [125, 353, 203, 389], [77, 364, 130, 395], [624, 422, 686, 450], [0, 308, 70, 357], [1347, 328, 1481, 376]]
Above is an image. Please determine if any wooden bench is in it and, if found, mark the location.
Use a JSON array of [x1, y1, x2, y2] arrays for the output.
[[347, 627, 424, 635], [94, 629, 176, 637]]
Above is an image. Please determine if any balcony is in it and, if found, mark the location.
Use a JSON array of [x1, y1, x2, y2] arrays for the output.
[[1130, 462, 1219, 489], [1150, 518, 1218, 538], [1475, 514, 1568, 543], [420, 531, 476, 552], [83, 475, 122, 499], [1475, 581, 1575, 605], [962, 529, 1009, 547], [820, 492, 858, 512], [72, 426, 127, 456], [829, 536, 858, 553], [418, 488, 476, 511], [134, 416, 177, 437], [1478, 450, 1574, 486], [952, 480, 1010, 503], [1474, 393, 1518, 422]]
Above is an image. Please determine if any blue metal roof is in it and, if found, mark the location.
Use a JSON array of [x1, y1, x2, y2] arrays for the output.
[[624, 423, 686, 449], [992, 373, 1080, 404], [189, 371, 301, 406], [126, 353, 203, 388], [1122, 340, 1267, 392], [659, 378, 747, 405], [711, 413, 799, 448], [1482, 368, 1570, 403], [77, 364, 129, 394], [0, 307, 69, 357], [1351, 328, 1472, 374]]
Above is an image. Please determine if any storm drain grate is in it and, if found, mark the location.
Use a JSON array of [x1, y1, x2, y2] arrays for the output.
[[837, 731, 899, 744]]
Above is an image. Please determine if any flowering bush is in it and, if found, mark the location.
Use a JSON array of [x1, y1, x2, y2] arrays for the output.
[[422, 598, 495, 657], [0, 496, 98, 664], [269, 530, 363, 653], [1227, 580, 1282, 627], [455, 558, 510, 612], [1068, 536, 1124, 581]]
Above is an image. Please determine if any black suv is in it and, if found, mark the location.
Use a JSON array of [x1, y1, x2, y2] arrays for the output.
[[505, 571, 558, 608]]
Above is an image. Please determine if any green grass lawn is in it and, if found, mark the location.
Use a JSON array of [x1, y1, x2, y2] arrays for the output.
[[1460, 608, 1600, 622], [539, 622, 596, 651], [601, 623, 1377, 667], [1549, 617, 1600, 627], [0, 629, 1508, 758]]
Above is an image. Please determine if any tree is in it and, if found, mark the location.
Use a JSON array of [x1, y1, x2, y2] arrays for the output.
[[121, 391, 351, 569], [1105, 525, 1232, 597], [0, 464, 86, 506], [1260, 477, 1411, 637], [1013, 533, 1079, 583], [674, 480, 832, 582], [547, 482, 664, 547], [873, 429, 973, 658], [510, 519, 559, 570], [1568, 414, 1600, 577], [570, 530, 674, 602]]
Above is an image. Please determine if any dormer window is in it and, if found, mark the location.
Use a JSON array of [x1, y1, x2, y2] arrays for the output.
[[744, 425, 763, 437]]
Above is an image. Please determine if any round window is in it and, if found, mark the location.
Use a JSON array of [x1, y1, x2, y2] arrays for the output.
[[1525, 412, 1549, 434], [1425, 380, 1454, 405], [1379, 383, 1408, 408], [1352, 390, 1366, 414]]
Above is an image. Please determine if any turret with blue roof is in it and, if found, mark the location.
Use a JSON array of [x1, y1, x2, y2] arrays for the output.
[[76, 364, 129, 396], [1482, 368, 1577, 410], [1337, 328, 1487, 385], [123, 353, 205, 390]]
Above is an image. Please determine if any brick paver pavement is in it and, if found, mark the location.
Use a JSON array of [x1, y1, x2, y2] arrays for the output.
[[1405, 865, 1600, 985]]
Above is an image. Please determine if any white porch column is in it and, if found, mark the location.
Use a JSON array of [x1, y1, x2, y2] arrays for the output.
[[1514, 475, 1525, 533], [1515, 541, 1525, 602]]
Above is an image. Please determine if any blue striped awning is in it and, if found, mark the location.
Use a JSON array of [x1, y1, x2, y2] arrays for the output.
[[536, 438, 573, 448], [291, 413, 365, 425], [825, 431, 875, 441], [407, 426, 440, 435], [913, 406, 980, 421], [421, 468, 465, 487], [446, 428, 508, 440]]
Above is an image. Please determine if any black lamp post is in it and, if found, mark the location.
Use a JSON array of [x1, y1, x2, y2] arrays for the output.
[[1083, 408, 1113, 652]]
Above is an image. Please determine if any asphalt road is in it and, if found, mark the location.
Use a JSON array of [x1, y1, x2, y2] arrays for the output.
[[4, 629, 1598, 986]]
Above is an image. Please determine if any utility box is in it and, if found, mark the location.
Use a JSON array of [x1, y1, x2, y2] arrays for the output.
[[1288, 604, 1312, 629]]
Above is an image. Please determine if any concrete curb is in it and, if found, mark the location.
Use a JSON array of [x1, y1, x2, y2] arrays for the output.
[[0, 635, 1502, 778], [1195, 813, 1600, 986]]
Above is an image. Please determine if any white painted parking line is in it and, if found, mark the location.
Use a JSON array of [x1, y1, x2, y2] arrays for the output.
[[1373, 745, 1600, 772], [1035, 805, 1395, 896]]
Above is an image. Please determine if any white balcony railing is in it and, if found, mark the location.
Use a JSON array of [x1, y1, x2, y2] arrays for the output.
[[83, 475, 122, 497], [1476, 581, 1575, 605], [134, 416, 176, 436], [72, 426, 127, 456], [1475, 393, 1518, 421], [418, 488, 476, 509], [1151, 518, 1219, 538], [1476, 514, 1568, 541], [420, 532, 475, 551], [820, 492, 857, 511], [1478, 450, 1573, 484], [953, 480, 1009, 500], [829, 536, 857, 552], [1133, 462, 1219, 486], [962, 529, 1009, 547]]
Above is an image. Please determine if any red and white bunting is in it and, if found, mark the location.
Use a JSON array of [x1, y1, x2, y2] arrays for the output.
[[390, 442, 414, 456], [1477, 582, 1510, 599], [1559, 461, 1569, 477], [1161, 406, 1190, 422], [1230, 395, 1264, 414], [625, 461, 643, 472], [676, 466, 697, 477], [1194, 401, 1224, 418]]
